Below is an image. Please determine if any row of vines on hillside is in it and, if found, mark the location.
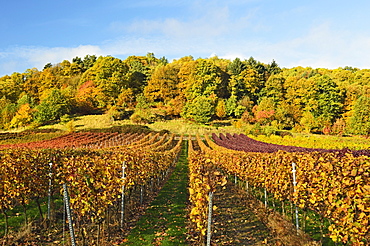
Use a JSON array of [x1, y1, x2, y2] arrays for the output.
[[213, 133, 370, 157], [0, 132, 183, 245], [203, 133, 369, 245], [187, 136, 226, 245]]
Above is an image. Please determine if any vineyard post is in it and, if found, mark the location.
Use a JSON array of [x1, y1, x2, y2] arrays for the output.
[[63, 183, 76, 246], [206, 191, 214, 246], [63, 194, 66, 245], [291, 162, 299, 231], [120, 162, 126, 229], [47, 162, 52, 220], [140, 185, 143, 205], [264, 188, 268, 208]]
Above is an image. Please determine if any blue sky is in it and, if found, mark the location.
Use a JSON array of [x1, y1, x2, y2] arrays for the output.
[[1, 0, 370, 76]]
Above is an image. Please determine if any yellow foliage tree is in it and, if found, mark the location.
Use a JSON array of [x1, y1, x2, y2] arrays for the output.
[[10, 103, 33, 128], [215, 99, 226, 119]]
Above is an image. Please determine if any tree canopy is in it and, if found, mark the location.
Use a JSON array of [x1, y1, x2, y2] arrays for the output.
[[1, 53, 370, 135]]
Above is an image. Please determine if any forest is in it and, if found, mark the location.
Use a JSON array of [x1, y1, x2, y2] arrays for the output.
[[1, 53, 370, 136]]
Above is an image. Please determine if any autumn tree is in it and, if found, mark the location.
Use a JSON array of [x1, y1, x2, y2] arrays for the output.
[[215, 99, 227, 119], [252, 97, 275, 125], [0, 73, 25, 102], [144, 63, 180, 103], [75, 80, 103, 114], [117, 88, 135, 109], [22, 68, 43, 101], [80, 56, 129, 108], [10, 103, 34, 128]]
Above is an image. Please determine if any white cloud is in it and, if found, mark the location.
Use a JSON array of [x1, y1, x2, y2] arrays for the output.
[[0, 45, 103, 76], [21, 45, 103, 67], [3, 13, 370, 77], [113, 1, 258, 41], [275, 23, 370, 69]]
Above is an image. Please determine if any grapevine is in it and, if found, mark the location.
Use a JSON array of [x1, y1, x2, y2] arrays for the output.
[[0, 131, 183, 244], [204, 133, 369, 245]]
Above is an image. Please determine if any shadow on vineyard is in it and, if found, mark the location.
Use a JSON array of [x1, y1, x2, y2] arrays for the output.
[[212, 182, 275, 245]]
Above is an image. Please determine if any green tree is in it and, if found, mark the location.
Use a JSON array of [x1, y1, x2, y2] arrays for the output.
[[260, 73, 285, 103], [348, 95, 370, 136], [308, 75, 344, 125], [225, 95, 238, 117], [229, 68, 263, 103], [227, 58, 245, 76], [184, 59, 225, 100], [130, 94, 154, 124], [83, 55, 97, 71], [181, 96, 215, 124], [34, 89, 71, 124], [0, 97, 16, 129], [300, 111, 317, 133]]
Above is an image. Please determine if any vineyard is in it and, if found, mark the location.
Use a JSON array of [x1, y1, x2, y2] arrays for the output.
[[0, 129, 369, 245], [187, 133, 369, 245], [0, 130, 182, 245]]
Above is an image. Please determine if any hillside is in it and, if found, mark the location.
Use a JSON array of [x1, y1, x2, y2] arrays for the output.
[[1, 54, 370, 136]]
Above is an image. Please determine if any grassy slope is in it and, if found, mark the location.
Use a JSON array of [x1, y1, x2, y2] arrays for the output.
[[40, 114, 244, 134], [121, 142, 189, 245]]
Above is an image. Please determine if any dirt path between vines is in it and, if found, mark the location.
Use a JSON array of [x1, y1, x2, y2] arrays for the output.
[[120, 141, 318, 245], [212, 181, 319, 246], [212, 182, 276, 245]]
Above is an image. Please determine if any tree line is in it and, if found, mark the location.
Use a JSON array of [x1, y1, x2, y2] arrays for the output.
[[1, 53, 369, 135]]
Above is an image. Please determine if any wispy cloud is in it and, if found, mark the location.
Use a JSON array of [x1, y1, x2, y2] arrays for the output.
[[0, 45, 102, 76], [2, 1, 370, 77], [255, 22, 370, 69], [112, 8, 232, 40], [111, 0, 258, 40]]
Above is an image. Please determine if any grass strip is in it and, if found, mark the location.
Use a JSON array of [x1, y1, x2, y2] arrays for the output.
[[121, 142, 189, 245]]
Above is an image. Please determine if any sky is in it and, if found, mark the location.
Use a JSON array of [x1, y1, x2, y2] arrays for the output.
[[1, 0, 370, 76]]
